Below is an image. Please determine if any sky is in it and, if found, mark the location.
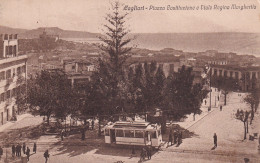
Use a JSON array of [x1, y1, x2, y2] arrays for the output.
[[0, 0, 260, 33]]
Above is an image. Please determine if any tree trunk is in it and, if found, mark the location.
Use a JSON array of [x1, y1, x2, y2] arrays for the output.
[[224, 92, 227, 105], [47, 115, 50, 125], [244, 122, 247, 140], [98, 116, 101, 137]]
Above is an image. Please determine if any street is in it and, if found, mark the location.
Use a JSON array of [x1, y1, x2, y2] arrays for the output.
[[0, 91, 259, 163]]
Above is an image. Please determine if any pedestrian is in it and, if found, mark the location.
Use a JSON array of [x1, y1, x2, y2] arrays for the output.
[[178, 131, 182, 145], [12, 144, 15, 157], [81, 127, 85, 140], [168, 132, 173, 146], [140, 147, 147, 161], [91, 119, 94, 130], [18, 144, 22, 156], [213, 133, 217, 147], [220, 105, 222, 111], [26, 147, 30, 161], [173, 131, 177, 144], [22, 142, 26, 154], [0, 146, 3, 160], [15, 144, 19, 156], [33, 143, 37, 153], [218, 96, 219, 101], [61, 129, 64, 141], [147, 145, 152, 160], [44, 150, 50, 163], [204, 100, 207, 105]]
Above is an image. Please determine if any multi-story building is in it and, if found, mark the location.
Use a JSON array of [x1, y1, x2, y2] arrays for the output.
[[0, 34, 27, 126], [211, 64, 260, 91], [63, 59, 95, 87]]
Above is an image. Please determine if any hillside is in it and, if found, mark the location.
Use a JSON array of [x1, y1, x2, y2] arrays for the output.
[[0, 26, 100, 39], [0, 25, 28, 34]]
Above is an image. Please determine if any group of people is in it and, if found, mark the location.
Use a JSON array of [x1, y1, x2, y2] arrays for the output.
[[11, 142, 37, 161], [140, 145, 152, 161], [168, 130, 182, 146]]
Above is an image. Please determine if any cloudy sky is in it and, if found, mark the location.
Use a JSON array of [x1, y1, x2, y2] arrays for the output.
[[1, 0, 260, 33]]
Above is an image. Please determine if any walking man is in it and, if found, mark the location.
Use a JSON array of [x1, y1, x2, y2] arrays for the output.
[[147, 145, 152, 160], [18, 144, 22, 156], [213, 133, 217, 147], [33, 142, 37, 153], [44, 150, 50, 163], [15, 144, 19, 156], [168, 132, 173, 146], [12, 144, 15, 157], [26, 147, 30, 161], [22, 142, 26, 154]]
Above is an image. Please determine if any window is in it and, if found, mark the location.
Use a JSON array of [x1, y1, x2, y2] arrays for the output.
[[135, 130, 144, 138], [150, 131, 157, 139], [0, 93, 5, 103], [235, 72, 239, 79], [17, 67, 21, 75], [116, 129, 124, 137], [219, 70, 222, 76], [252, 72, 256, 79], [0, 72, 5, 80], [214, 69, 217, 75], [224, 71, 227, 77], [4, 34, 8, 40], [11, 88, 16, 97], [230, 71, 233, 78], [6, 90, 11, 99], [6, 70, 11, 79], [22, 65, 26, 73], [9, 46, 13, 55], [105, 129, 110, 136], [125, 130, 134, 137], [13, 46, 17, 56]]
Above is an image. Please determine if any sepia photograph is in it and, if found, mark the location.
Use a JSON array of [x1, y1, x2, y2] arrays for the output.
[[0, 0, 260, 162]]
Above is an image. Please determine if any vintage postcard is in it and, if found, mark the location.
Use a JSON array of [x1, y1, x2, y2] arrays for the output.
[[0, 0, 260, 162]]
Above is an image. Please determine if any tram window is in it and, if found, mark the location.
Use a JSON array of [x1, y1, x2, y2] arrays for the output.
[[116, 130, 124, 137], [105, 129, 110, 136], [135, 130, 144, 138], [158, 130, 161, 136], [125, 130, 134, 137], [151, 131, 157, 138]]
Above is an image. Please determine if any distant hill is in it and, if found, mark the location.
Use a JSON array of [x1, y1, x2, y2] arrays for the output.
[[19, 27, 101, 39], [0, 26, 100, 39], [0, 25, 28, 34], [1, 25, 260, 57]]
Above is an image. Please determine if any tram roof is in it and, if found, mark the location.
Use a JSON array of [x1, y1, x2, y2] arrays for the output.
[[105, 121, 160, 130]]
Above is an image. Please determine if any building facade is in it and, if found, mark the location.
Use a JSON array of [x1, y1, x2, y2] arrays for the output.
[[211, 65, 260, 91], [0, 34, 27, 126], [63, 59, 95, 87]]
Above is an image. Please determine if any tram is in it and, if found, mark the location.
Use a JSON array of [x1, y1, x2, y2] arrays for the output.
[[104, 121, 162, 147]]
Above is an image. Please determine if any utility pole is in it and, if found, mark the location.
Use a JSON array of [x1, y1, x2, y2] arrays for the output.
[[209, 66, 212, 110]]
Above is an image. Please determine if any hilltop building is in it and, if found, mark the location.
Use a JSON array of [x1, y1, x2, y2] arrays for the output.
[[0, 34, 27, 126]]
